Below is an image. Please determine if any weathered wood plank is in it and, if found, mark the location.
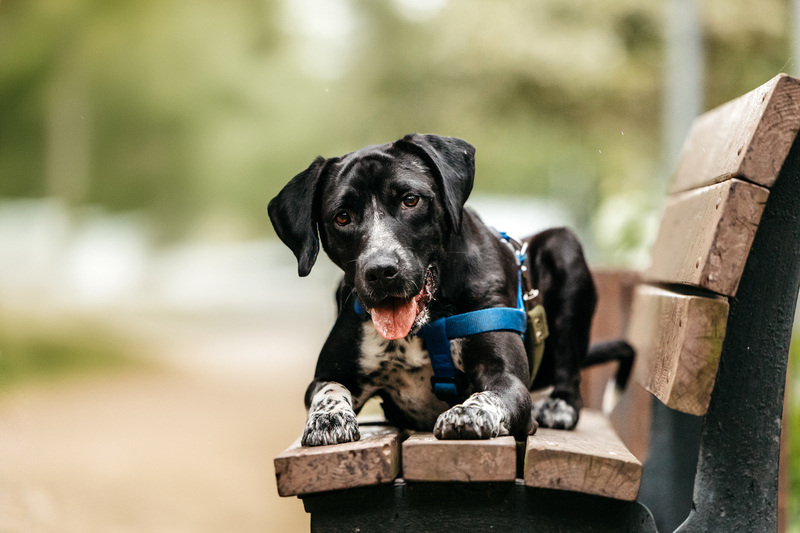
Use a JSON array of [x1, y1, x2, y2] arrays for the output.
[[645, 178, 768, 297], [609, 381, 653, 463], [589, 269, 639, 344], [629, 285, 729, 416], [524, 409, 642, 501], [582, 269, 639, 411], [581, 363, 618, 413], [670, 74, 800, 193], [401, 434, 517, 482], [274, 425, 401, 497]]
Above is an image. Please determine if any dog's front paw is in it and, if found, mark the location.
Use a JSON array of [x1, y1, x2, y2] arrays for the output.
[[302, 410, 360, 447], [532, 397, 579, 430], [434, 391, 507, 439]]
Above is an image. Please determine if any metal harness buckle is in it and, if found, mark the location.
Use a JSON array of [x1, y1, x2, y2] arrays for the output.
[[523, 288, 540, 302]]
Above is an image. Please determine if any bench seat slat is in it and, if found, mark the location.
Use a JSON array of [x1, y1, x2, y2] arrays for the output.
[[629, 285, 729, 416], [670, 73, 800, 193], [402, 434, 517, 482], [645, 177, 768, 297], [274, 425, 401, 497], [524, 409, 642, 501]]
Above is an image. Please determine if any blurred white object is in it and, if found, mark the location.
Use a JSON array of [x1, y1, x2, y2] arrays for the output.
[[66, 212, 150, 305], [0, 198, 70, 297], [466, 193, 574, 239], [0, 196, 570, 314]]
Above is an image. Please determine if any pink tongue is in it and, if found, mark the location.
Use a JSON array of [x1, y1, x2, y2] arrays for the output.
[[371, 298, 418, 340]]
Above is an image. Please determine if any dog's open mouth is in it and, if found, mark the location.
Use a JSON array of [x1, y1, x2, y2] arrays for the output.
[[369, 268, 435, 340]]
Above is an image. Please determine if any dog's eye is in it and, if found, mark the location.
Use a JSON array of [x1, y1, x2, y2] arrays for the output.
[[402, 194, 420, 208], [334, 211, 351, 226]]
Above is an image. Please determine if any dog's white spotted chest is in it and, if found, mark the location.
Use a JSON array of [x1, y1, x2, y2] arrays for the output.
[[358, 322, 465, 429]]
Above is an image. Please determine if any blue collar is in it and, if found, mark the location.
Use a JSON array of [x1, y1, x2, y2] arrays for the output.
[[353, 232, 529, 405]]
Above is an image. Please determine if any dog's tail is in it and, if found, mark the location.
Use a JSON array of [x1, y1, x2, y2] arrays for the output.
[[582, 339, 635, 391]]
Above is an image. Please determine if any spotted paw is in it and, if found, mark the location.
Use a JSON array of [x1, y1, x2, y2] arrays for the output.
[[532, 397, 579, 430], [302, 409, 360, 447], [433, 391, 508, 439]]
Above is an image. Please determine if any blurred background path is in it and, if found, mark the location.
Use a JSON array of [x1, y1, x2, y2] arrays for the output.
[[1, 371, 307, 532], [0, 227, 341, 532], [0, 301, 325, 532]]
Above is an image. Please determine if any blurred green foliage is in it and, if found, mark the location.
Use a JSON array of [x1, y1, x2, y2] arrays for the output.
[[0, 0, 792, 242], [789, 335, 800, 532], [0, 313, 144, 389]]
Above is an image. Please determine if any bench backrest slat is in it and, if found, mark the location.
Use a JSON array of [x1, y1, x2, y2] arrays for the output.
[[629, 73, 800, 418], [628, 286, 728, 415], [671, 74, 800, 193], [645, 178, 768, 297]]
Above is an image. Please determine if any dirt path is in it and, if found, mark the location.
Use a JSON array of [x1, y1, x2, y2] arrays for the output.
[[0, 370, 309, 533], [0, 311, 330, 533]]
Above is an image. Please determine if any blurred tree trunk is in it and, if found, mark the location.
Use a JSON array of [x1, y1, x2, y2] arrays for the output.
[[663, 0, 703, 172], [46, 54, 91, 205], [793, 0, 800, 77]]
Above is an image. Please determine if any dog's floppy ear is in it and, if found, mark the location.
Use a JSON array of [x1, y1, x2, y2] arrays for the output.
[[268, 156, 328, 277], [396, 133, 475, 233]]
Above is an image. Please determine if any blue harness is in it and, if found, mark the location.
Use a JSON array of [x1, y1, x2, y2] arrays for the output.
[[353, 232, 529, 404]]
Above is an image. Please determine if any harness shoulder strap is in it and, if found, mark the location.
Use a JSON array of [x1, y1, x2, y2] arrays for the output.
[[418, 307, 528, 404]]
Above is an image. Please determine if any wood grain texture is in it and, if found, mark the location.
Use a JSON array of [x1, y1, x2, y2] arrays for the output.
[[524, 409, 642, 501], [645, 178, 768, 297], [401, 434, 517, 482], [582, 269, 639, 410], [274, 425, 400, 497], [629, 285, 729, 416], [609, 381, 653, 463], [589, 269, 639, 343], [581, 363, 618, 412], [670, 74, 800, 193]]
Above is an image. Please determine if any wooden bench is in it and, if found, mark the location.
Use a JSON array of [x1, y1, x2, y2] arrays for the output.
[[274, 74, 800, 532]]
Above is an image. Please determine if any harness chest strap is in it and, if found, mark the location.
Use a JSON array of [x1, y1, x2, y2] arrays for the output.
[[352, 296, 536, 403], [417, 307, 529, 403]]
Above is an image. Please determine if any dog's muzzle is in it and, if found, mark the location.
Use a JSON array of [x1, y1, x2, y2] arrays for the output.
[[357, 266, 436, 340]]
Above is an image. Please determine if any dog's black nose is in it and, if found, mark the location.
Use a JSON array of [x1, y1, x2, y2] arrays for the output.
[[359, 252, 408, 296], [365, 262, 399, 283]]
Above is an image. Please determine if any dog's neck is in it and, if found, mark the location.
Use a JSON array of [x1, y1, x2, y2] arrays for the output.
[[433, 210, 517, 315]]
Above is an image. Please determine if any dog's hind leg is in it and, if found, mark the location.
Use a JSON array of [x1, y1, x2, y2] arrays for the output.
[[526, 227, 597, 430]]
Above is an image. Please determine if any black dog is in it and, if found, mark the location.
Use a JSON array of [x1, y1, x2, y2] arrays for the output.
[[269, 134, 617, 446]]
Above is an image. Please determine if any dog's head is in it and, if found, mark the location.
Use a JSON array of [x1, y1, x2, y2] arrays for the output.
[[269, 133, 475, 339]]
